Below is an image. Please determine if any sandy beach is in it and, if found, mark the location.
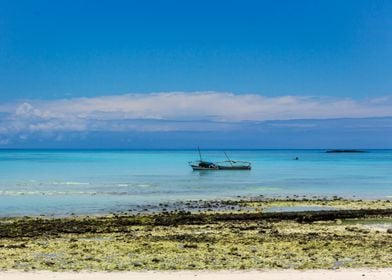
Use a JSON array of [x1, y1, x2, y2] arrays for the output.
[[1, 269, 392, 280]]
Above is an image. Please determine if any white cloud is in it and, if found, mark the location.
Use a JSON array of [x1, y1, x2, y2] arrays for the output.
[[0, 92, 391, 134]]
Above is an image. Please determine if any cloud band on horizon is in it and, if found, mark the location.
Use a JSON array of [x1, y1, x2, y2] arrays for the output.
[[1, 92, 392, 130], [0, 91, 391, 147]]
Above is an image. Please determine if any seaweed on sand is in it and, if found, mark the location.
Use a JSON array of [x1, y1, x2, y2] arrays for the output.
[[0, 199, 392, 271]]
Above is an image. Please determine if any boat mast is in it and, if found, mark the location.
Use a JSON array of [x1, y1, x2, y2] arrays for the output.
[[224, 152, 234, 167], [198, 146, 202, 161]]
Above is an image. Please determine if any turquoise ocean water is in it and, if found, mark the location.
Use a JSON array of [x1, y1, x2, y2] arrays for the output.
[[0, 149, 391, 216]]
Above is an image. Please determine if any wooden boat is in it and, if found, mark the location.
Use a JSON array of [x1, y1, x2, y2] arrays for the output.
[[215, 160, 252, 170], [189, 160, 219, 170], [189, 149, 251, 170]]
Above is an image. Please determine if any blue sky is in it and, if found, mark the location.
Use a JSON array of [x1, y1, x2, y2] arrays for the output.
[[0, 0, 391, 148]]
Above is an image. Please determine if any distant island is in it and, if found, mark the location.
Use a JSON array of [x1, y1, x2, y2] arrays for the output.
[[326, 149, 367, 153]]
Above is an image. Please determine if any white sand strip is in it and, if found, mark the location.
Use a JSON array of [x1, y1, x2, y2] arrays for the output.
[[1, 269, 392, 280]]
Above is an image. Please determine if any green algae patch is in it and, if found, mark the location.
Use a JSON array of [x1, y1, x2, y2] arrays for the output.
[[237, 198, 392, 212], [0, 199, 392, 271]]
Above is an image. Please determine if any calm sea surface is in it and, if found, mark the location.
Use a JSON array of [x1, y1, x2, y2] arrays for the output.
[[0, 149, 391, 216]]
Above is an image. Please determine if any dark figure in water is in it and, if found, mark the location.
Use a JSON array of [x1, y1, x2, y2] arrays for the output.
[[294, 157, 299, 160]]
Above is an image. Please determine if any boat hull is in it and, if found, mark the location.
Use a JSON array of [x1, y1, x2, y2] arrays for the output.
[[190, 165, 219, 170], [217, 165, 251, 170], [189, 157, 252, 171], [191, 165, 251, 171]]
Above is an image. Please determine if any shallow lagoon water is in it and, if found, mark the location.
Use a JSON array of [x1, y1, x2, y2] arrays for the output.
[[0, 149, 391, 216]]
